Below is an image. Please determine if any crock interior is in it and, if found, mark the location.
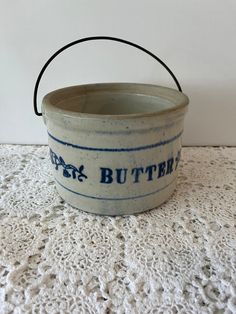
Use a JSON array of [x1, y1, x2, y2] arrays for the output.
[[43, 83, 189, 117], [56, 93, 174, 115]]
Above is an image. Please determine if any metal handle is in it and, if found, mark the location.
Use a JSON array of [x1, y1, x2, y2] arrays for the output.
[[33, 36, 182, 116]]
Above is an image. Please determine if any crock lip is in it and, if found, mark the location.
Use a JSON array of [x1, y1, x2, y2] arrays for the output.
[[42, 82, 189, 120]]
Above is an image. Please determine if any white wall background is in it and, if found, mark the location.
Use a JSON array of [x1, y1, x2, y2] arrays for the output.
[[0, 0, 236, 145]]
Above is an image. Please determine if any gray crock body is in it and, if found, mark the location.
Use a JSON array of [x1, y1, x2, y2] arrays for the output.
[[42, 83, 189, 215]]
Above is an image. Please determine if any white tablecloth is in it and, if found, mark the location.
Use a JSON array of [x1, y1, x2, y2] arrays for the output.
[[0, 145, 236, 313]]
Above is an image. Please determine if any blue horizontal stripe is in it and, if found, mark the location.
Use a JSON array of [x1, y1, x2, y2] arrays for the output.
[[48, 130, 183, 152], [55, 177, 176, 201]]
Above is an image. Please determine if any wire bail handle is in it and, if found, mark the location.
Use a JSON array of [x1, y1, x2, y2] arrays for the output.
[[33, 36, 182, 116]]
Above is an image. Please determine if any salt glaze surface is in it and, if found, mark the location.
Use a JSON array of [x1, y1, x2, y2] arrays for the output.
[[42, 83, 188, 215], [0, 145, 236, 313]]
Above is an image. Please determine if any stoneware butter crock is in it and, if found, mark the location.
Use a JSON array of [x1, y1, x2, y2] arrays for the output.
[[33, 36, 189, 215]]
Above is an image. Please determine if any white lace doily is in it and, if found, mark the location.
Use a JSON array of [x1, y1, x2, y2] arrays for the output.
[[0, 145, 236, 314]]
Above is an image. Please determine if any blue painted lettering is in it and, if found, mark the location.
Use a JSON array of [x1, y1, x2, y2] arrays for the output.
[[131, 167, 144, 183], [145, 165, 157, 181], [166, 158, 174, 174], [175, 151, 181, 170], [158, 162, 166, 178], [99, 151, 181, 185], [100, 167, 113, 184], [116, 168, 128, 184]]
